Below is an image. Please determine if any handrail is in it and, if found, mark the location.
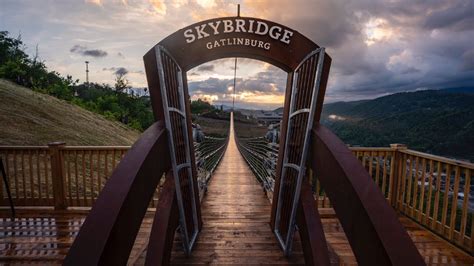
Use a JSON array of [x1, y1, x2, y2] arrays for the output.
[[309, 124, 424, 265], [64, 121, 171, 265], [399, 149, 474, 169]]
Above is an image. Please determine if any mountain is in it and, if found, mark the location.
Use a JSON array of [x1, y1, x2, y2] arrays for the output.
[[0, 79, 140, 145], [321, 89, 474, 161], [440, 87, 474, 94]]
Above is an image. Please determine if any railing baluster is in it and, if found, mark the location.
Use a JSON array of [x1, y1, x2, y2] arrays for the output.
[[112, 149, 117, 170], [424, 160, 435, 225], [405, 154, 414, 212], [89, 150, 94, 202], [460, 168, 470, 240], [44, 150, 51, 201], [0, 151, 5, 201], [441, 164, 452, 231], [449, 166, 461, 240], [105, 150, 109, 181], [4, 151, 11, 199], [36, 150, 42, 203], [369, 151, 374, 180], [98, 150, 102, 194], [67, 151, 73, 205], [381, 151, 388, 198], [82, 150, 86, 206], [433, 162, 443, 229], [398, 153, 407, 209], [75, 150, 80, 206], [388, 150, 396, 204], [12, 150, 19, 203], [28, 150, 34, 201], [411, 156, 420, 217], [417, 158, 426, 222], [21, 150, 27, 201]]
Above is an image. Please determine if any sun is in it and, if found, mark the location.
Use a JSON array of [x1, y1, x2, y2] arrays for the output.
[[364, 18, 393, 46]]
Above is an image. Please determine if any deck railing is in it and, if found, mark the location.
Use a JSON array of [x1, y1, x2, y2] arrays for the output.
[[395, 148, 473, 252], [235, 137, 474, 254], [0, 136, 227, 210]]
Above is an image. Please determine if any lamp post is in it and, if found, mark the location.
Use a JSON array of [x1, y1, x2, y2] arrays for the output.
[[85, 61, 90, 87]]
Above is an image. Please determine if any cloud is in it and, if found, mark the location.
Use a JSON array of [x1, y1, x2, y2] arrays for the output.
[[103, 67, 144, 76], [70, 45, 108, 58], [103, 67, 128, 75], [85, 0, 102, 6], [197, 64, 214, 72], [423, 1, 474, 31], [461, 49, 474, 71], [149, 0, 167, 15]]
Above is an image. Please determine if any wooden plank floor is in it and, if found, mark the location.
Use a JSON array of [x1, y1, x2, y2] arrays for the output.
[[322, 213, 474, 265], [0, 209, 153, 265], [169, 114, 305, 265]]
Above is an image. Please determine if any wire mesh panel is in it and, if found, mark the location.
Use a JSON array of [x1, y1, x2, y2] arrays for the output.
[[155, 46, 199, 255], [274, 48, 326, 255]]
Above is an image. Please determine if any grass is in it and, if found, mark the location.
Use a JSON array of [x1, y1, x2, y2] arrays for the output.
[[193, 116, 230, 137], [234, 121, 268, 138], [0, 79, 140, 146]]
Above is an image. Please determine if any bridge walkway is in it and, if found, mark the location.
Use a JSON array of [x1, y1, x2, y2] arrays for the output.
[[169, 114, 304, 264]]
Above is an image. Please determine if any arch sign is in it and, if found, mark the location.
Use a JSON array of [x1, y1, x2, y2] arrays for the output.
[[143, 16, 331, 256]]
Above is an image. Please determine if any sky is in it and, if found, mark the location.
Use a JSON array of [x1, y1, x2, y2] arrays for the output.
[[1, 0, 473, 109]]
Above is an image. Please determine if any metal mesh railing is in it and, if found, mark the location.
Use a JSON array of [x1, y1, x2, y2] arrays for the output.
[[235, 137, 277, 193], [194, 136, 228, 197]]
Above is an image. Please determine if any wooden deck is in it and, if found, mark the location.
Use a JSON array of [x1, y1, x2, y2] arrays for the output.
[[322, 214, 474, 265], [0, 209, 153, 265]]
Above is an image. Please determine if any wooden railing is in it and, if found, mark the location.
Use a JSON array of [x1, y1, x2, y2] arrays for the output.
[[0, 144, 129, 209], [310, 144, 474, 254], [0, 146, 53, 207], [396, 148, 473, 253]]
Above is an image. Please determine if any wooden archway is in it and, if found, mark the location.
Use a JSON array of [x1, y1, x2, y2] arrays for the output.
[[143, 16, 333, 258]]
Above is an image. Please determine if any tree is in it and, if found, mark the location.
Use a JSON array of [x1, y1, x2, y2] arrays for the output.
[[114, 72, 129, 93]]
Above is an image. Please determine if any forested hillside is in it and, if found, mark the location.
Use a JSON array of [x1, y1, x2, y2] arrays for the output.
[[0, 31, 154, 131], [321, 89, 474, 161]]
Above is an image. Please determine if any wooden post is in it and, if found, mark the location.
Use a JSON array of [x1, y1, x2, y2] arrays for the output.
[[49, 142, 67, 210], [389, 144, 407, 209]]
